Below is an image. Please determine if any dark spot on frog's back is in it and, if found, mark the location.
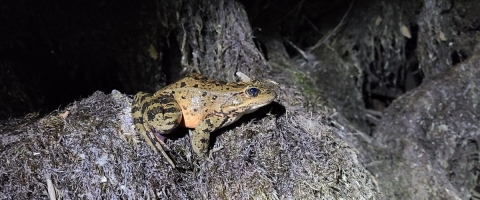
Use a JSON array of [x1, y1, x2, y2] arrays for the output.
[[181, 96, 186, 99], [205, 119, 213, 127], [180, 82, 187, 87], [202, 91, 207, 96], [193, 84, 199, 88]]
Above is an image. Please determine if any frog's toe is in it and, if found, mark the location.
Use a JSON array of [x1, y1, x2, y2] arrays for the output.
[[193, 145, 209, 158], [195, 148, 208, 158], [153, 132, 171, 151]]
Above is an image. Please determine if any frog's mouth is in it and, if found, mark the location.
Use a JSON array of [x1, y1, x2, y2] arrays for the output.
[[243, 101, 274, 114], [247, 92, 277, 111]]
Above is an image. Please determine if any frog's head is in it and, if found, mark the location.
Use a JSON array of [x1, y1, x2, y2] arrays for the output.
[[221, 80, 277, 115]]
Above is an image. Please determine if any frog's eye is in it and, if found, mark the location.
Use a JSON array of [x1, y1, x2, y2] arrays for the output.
[[246, 87, 260, 97]]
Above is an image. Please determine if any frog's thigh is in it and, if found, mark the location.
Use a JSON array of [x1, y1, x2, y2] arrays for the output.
[[192, 115, 227, 157], [133, 92, 158, 149], [142, 93, 182, 134]]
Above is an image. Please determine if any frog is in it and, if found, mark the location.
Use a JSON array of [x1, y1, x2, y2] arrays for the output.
[[131, 73, 277, 168]]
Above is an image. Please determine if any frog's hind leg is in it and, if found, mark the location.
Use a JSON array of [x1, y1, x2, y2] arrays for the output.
[[133, 92, 182, 168], [147, 130, 176, 167]]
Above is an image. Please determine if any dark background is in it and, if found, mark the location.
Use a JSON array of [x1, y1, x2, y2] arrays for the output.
[[0, 0, 422, 124]]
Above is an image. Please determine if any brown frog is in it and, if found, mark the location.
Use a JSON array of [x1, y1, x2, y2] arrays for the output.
[[132, 73, 277, 167]]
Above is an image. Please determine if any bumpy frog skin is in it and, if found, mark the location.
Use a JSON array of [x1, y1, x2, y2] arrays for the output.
[[132, 73, 277, 167]]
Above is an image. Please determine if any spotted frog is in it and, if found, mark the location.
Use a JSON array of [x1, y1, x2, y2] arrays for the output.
[[132, 73, 277, 167]]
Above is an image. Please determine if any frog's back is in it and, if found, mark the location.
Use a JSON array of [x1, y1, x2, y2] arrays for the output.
[[163, 73, 250, 94], [156, 73, 275, 128]]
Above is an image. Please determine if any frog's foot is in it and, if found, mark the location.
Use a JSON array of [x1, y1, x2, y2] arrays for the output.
[[146, 131, 176, 168], [153, 132, 171, 151]]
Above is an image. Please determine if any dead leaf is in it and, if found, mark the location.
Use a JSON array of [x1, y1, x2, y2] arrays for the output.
[[400, 24, 412, 38], [235, 71, 251, 82]]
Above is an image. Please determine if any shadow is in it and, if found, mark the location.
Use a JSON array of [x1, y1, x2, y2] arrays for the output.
[[209, 101, 286, 146], [166, 101, 286, 142], [160, 101, 286, 170]]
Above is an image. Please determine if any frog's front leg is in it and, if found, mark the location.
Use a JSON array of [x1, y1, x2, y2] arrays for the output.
[[132, 91, 182, 167], [191, 115, 228, 157]]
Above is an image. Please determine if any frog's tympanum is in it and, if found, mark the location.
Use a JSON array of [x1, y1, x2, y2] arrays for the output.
[[132, 73, 277, 167]]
